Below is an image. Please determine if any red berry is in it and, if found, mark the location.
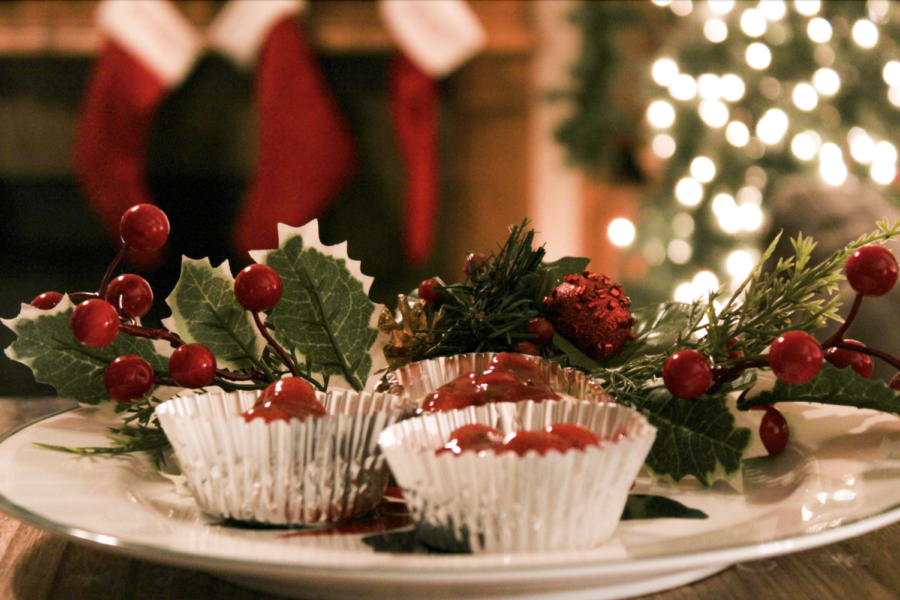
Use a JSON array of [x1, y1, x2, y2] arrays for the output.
[[768, 331, 823, 384], [498, 430, 573, 456], [438, 424, 504, 455], [104, 355, 155, 404], [526, 317, 555, 345], [418, 278, 442, 306], [845, 245, 899, 296], [242, 377, 326, 423], [31, 292, 63, 310], [825, 340, 874, 379], [120, 204, 169, 252], [464, 253, 488, 278], [168, 344, 217, 389], [545, 423, 601, 450], [750, 405, 790, 456], [725, 338, 744, 361], [234, 264, 283, 312], [663, 350, 713, 400], [512, 341, 541, 356], [891, 373, 900, 391], [71, 299, 120, 348], [106, 274, 153, 318]]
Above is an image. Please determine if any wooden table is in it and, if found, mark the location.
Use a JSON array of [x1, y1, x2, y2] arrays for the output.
[[3, 398, 900, 600]]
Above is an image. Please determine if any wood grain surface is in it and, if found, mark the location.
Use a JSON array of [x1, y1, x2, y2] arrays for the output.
[[2, 398, 900, 600]]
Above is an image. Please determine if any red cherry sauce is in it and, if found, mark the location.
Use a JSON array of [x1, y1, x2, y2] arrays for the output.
[[242, 378, 326, 423], [421, 352, 561, 412], [436, 424, 504, 455]]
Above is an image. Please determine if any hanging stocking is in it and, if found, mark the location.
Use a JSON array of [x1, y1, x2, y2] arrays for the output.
[[380, 0, 486, 267], [209, 0, 358, 259], [73, 0, 202, 269]]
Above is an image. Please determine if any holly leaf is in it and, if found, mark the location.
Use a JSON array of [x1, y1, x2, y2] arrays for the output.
[[740, 362, 900, 414], [253, 222, 385, 391], [603, 302, 692, 369], [621, 494, 708, 520], [164, 257, 264, 371], [3, 297, 169, 404], [631, 385, 752, 485], [550, 332, 601, 371], [535, 256, 591, 303]]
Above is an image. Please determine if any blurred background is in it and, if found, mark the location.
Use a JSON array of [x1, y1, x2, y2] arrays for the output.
[[3, 0, 900, 395]]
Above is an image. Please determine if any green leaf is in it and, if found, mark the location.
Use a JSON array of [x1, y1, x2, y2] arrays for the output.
[[740, 362, 900, 414], [3, 298, 168, 404], [621, 494, 708, 520], [631, 385, 751, 486], [550, 332, 600, 371], [165, 258, 264, 371], [535, 256, 591, 303], [259, 222, 383, 391], [603, 302, 691, 368]]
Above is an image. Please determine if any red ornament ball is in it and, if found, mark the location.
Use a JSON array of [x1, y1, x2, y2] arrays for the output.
[[526, 317, 555, 345], [845, 245, 898, 296], [31, 292, 63, 310], [663, 350, 713, 400], [542, 271, 635, 362], [104, 355, 155, 404], [234, 264, 283, 312], [768, 331, 823, 384], [825, 340, 874, 379], [168, 344, 217, 389], [418, 278, 442, 306]]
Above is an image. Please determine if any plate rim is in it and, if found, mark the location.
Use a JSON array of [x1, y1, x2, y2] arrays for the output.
[[2, 408, 900, 581]]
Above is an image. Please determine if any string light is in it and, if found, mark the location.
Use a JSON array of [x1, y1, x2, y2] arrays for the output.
[[727, 250, 756, 280], [813, 68, 840, 95], [725, 121, 750, 146], [705, 19, 728, 43], [746, 43, 772, 69], [741, 8, 767, 37], [794, 0, 820, 16], [667, 240, 693, 264], [712, 193, 741, 233], [653, 58, 680, 86], [852, 19, 879, 48], [759, 0, 786, 21], [675, 178, 704, 206], [756, 109, 789, 144], [871, 160, 897, 185], [721, 74, 746, 101], [699, 100, 729, 127], [849, 128, 875, 164], [608, 218, 636, 247], [651, 0, 672, 5], [708, 0, 735, 15], [673, 212, 695, 236], [889, 87, 900, 108], [692, 271, 720, 296], [674, 282, 696, 303], [819, 142, 842, 163], [698, 74, 723, 99], [643, 240, 667, 266], [791, 131, 819, 160], [869, 0, 890, 23], [807, 18, 832, 43], [736, 186, 763, 205], [739, 203, 764, 231], [690, 157, 716, 182], [883, 61, 900, 86], [671, 0, 693, 16], [820, 160, 848, 186], [670, 74, 698, 100], [652, 134, 677, 157], [792, 83, 818, 111], [875, 140, 898, 163], [648, 101, 676, 128]]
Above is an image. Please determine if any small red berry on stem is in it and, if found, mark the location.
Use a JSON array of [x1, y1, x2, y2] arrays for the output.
[[891, 374, 900, 391], [663, 350, 713, 400], [526, 317, 555, 345], [825, 340, 874, 379], [120, 204, 169, 252], [769, 331, 823, 384], [512, 341, 541, 356], [464, 253, 488, 278], [845, 245, 899, 296], [234, 264, 283, 312], [31, 292, 63, 310], [418, 278, 442, 306], [106, 274, 153, 318], [168, 344, 217, 389], [750, 405, 790, 456], [71, 299, 120, 348], [104, 355, 155, 403]]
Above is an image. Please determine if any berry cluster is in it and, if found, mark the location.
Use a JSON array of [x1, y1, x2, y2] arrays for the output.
[[661, 243, 900, 456], [30, 204, 306, 404]]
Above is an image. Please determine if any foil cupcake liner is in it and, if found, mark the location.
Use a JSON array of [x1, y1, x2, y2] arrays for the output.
[[383, 352, 612, 408], [379, 399, 656, 553], [156, 388, 402, 526]]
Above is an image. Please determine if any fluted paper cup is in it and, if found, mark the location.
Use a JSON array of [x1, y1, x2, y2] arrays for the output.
[[382, 352, 613, 409], [378, 399, 656, 553], [156, 388, 402, 525]]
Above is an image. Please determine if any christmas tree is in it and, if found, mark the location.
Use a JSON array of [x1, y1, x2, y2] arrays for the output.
[[558, 0, 900, 306]]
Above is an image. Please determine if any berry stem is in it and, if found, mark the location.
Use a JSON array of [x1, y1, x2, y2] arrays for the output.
[[251, 311, 299, 377], [68, 292, 99, 303], [823, 293, 863, 348], [831, 340, 900, 371], [120, 323, 185, 348], [98, 246, 128, 300], [216, 368, 264, 382], [708, 356, 769, 394], [211, 377, 271, 391]]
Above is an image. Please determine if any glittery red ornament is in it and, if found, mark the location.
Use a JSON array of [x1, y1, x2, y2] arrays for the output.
[[542, 271, 636, 362]]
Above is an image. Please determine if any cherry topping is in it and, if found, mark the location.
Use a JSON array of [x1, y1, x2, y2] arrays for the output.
[[119, 204, 169, 252], [464, 253, 488, 278], [70, 299, 120, 348], [417, 278, 442, 306], [512, 341, 541, 356], [498, 430, 573, 456], [545, 423, 602, 450], [104, 355, 155, 404], [526, 317, 555, 345], [663, 350, 713, 400], [845, 245, 899, 296], [420, 352, 560, 412], [30, 292, 63, 310], [768, 331, 823, 384], [168, 344, 217, 389], [242, 377, 326, 423], [825, 340, 874, 379], [106, 274, 153, 318], [750, 405, 790, 456], [234, 264, 283, 312], [437, 424, 504, 455]]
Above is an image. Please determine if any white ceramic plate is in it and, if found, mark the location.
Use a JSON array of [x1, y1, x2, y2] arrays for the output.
[[3, 402, 900, 600]]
